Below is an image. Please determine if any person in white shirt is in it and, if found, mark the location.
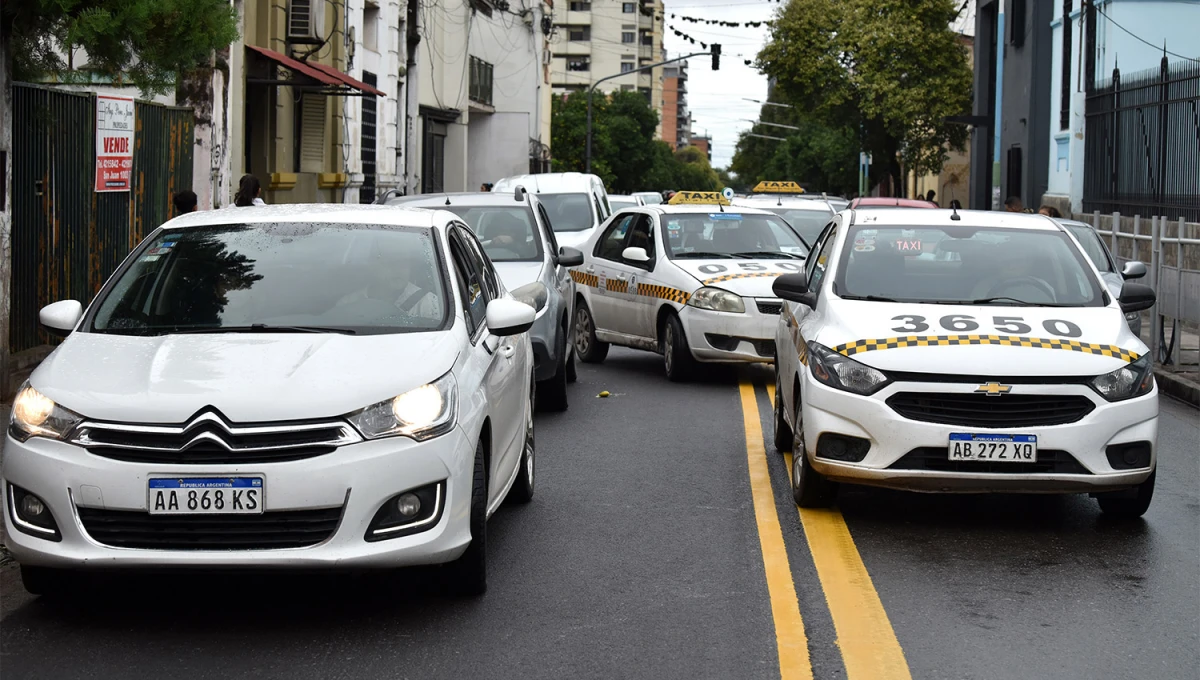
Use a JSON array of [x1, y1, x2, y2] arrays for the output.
[[234, 174, 267, 207]]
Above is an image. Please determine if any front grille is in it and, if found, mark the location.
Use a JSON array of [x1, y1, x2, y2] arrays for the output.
[[890, 447, 1090, 474], [753, 339, 776, 358], [756, 300, 783, 315], [73, 410, 359, 464], [77, 507, 343, 550], [886, 392, 1095, 427]]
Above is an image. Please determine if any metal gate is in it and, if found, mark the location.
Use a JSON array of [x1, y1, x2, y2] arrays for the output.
[[10, 83, 194, 353]]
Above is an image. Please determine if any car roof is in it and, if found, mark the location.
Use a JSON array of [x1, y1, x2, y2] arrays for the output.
[[850, 208, 1063, 231], [646, 204, 776, 216], [851, 197, 939, 208], [732, 197, 834, 212], [493, 172, 602, 194], [386, 192, 533, 208], [159, 203, 440, 230]]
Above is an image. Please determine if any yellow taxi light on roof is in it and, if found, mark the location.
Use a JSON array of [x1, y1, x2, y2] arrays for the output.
[[667, 191, 731, 206], [751, 181, 805, 194]]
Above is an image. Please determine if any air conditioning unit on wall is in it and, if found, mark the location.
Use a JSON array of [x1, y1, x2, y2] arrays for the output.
[[288, 0, 325, 44]]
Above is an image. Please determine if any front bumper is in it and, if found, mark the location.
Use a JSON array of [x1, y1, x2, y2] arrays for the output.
[[800, 375, 1158, 494], [681, 298, 781, 363], [2, 426, 476, 569]]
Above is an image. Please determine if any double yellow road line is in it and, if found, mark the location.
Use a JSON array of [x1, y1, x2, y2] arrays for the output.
[[738, 381, 911, 680]]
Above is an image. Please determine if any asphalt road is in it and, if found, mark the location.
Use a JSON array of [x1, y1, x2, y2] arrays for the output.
[[1, 348, 1197, 679]]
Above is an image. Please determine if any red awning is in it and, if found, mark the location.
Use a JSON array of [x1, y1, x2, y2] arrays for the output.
[[246, 44, 385, 97]]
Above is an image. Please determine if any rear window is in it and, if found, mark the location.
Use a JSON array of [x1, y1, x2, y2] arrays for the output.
[[539, 193, 595, 232], [441, 205, 543, 262]]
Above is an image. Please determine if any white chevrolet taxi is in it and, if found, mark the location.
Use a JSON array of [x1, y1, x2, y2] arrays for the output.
[[732, 181, 837, 247], [571, 191, 811, 381], [773, 208, 1160, 517]]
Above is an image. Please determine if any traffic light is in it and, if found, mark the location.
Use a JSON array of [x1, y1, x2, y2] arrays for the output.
[[711, 44, 721, 70]]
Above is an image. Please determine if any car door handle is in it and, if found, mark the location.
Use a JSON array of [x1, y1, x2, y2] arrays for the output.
[[586, 266, 595, 274]]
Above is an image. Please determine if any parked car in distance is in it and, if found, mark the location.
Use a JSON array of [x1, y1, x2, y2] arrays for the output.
[[385, 190, 585, 410], [492, 173, 612, 249], [848, 197, 940, 209], [1057, 218, 1148, 337], [632, 191, 664, 205], [608, 194, 646, 211]]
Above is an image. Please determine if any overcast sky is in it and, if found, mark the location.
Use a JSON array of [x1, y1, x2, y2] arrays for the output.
[[661, 0, 779, 169]]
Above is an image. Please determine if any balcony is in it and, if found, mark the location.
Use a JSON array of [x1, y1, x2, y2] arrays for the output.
[[639, 44, 654, 60], [469, 56, 493, 108]]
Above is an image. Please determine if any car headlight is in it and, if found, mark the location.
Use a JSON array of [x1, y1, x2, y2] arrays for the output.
[[807, 342, 890, 396], [688, 287, 745, 313], [1090, 354, 1154, 402], [10, 382, 83, 442], [346, 373, 458, 441]]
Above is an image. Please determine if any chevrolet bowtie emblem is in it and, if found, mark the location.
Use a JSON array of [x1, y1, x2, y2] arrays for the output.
[[975, 382, 1012, 396]]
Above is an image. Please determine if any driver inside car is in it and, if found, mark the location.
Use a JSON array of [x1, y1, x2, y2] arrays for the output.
[[969, 241, 1057, 303], [483, 214, 533, 258], [337, 237, 442, 320]]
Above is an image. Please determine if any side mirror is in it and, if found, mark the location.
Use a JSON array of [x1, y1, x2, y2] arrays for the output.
[[622, 246, 650, 263], [510, 282, 549, 314], [39, 300, 83, 336], [558, 246, 584, 267], [772, 273, 817, 308], [486, 298, 537, 336], [1119, 282, 1156, 314], [1121, 261, 1147, 280]]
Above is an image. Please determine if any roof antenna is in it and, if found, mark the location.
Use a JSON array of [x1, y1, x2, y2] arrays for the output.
[[444, 194, 451, 206], [950, 202, 961, 221]]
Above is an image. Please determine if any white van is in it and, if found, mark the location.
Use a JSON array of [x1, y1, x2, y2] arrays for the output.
[[492, 173, 611, 248]]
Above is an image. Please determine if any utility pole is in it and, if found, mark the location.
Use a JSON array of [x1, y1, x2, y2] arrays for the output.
[[587, 46, 719, 174], [992, 1, 1005, 210]]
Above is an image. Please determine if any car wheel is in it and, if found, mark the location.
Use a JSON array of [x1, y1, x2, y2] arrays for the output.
[[510, 387, 536, 504], [447, 439, 488, 596], [661, 313, 696, 382], [538, 336, 569, 412], [566, 345, 578, 383], [574, 300, 609, 364], [1096, 469, 1155, 519], [20, 565, 64, 597], [791, 401, 837, 508], [773, 366, 793, 454]]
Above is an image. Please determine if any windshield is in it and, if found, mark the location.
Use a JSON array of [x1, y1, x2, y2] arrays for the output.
[[767, 209, 831, 245], [663, 213, 809, 259], [1065, 224, 1114, 273], [91, 223, 449, 335], [609, 198, 639, 211], [538, 193, 595, 232], [441, 205, 542, 262], [835, 225, 1105, 306]]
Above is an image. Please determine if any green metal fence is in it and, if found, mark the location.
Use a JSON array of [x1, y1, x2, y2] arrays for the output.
[[10, 83, 194, 353]]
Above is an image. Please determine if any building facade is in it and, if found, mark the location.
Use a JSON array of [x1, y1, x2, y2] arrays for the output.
[[691, 134, 711, 162], [661, 62, 691, 148]]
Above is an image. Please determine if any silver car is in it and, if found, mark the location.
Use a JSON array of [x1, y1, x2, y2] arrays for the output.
[[386, 190, 585, 410], [1059, 219, 1148, 337]]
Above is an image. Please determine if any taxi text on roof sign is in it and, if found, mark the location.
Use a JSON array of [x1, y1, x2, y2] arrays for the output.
[[667, 191, 731, 206], [751, 181, 805, 194]]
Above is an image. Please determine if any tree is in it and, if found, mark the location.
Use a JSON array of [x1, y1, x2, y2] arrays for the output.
[[550, 90, 662, 193], [756, 0, 972, 195], [671, 146, 721, 191], [730, 104, 859, 196]]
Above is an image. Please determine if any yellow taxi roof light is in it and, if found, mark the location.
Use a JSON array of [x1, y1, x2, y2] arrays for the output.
[[667, 191, 731, 206], [751, 181, 805, 194]]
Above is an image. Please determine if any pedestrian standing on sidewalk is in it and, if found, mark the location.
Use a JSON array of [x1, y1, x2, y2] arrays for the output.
[[234, 174, 266, 206], [1038, 205, 1062, 218], [1004, 196, 1024, 212], [172, 189, 198, 215]]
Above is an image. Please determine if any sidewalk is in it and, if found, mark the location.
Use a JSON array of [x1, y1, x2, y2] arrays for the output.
[[1153, 322, 1200, 407]]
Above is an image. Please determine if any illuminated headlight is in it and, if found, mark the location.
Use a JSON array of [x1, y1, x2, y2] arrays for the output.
[[346, 373, 457, 441], [807, 342, 890, 396], [688, 287, 745, 313], [10, 382, 83, 442], [1091, 354, 1154, 402]]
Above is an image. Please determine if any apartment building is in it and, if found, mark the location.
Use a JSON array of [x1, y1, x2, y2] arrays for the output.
[[550, 0, 666, 123], [661, 62, 691, 148]]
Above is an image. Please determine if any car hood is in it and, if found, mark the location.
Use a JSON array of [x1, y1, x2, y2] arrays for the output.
[[31, 329, 462, 423], [553, 228, 596, 249], [672, 259, 805, 298], [493, 261, 544, 290], [813, 301, 1144, 376]]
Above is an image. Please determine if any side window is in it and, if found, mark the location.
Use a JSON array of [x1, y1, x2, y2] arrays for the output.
[[459, 226, 500, 300], [593, 195, 606, 225], [625, 214, 655, 268], [595, 214, 635, 261], [448, 232, 487, 334], [807, 225, 839, 294], [537, 203, 560, 255], [805, 222, 836, 283]]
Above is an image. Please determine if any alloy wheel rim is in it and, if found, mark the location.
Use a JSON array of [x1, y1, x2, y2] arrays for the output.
[[525, 400, 535, 486], [575, 309, 591, 354], [664, 327, 675, 372]]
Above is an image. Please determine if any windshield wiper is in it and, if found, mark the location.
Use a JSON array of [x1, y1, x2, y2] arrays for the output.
[[731, 250, 803, 260], [168, 324, 358, 335], [674, 251, 737, 259], [968, 297, 1067, 307], [839, 294, 901, 303]]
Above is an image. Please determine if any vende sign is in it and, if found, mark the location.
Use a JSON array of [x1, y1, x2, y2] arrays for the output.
[[95, 95, 135, 192]]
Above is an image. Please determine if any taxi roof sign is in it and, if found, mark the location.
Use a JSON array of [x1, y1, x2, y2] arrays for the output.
[[751, 181, 805, 194], [668, 191, 731, 206]]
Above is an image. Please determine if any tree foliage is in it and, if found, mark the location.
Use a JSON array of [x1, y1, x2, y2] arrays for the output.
[[551, 90, 722, 193], [756, 0, 972, 193], [5, 0, 240, 94], [730, 105, 859, 196]]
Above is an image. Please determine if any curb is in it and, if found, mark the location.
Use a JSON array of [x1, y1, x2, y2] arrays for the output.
[[1154, 367, 1200, 408]]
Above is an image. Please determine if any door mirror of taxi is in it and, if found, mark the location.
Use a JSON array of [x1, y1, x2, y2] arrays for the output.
[[39, 300, 83, 336], [1118, 282, 1156, 314], [1121, 261, 1147, 280], [487, 298, 537, 336], [772, 273, 817, 308], [622, 246, 650, 263], [510, 282, 549, 314], [558, 246, 585, 267]]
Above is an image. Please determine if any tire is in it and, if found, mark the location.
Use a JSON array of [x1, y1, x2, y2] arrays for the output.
[[510, 386, 536, 504], [791, 400, 837, 508], [20, 565, 64, 597], [661, 313, 696, 382], [1096, 469, 1155, 519], [574, 300, 609, 364], [447, 439, 488, 596], [538, 336, 569, 412], [773, 366, 793, 454], [566, 345, 578, 383]]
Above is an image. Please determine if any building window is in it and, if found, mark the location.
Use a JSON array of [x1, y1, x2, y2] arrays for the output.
[[569, 1, 591, 10], [469, 56, 494, 106], [622, 31, 635, 44], [422, 119, 446, 194], [622, 2, 635, 12], [567, 57, 590, 72], [620, 84, 635, 91], [620, 63, 634, 73], [360, 72, 378, 203], [641, 32, 653, 46], [1059, 0, 1072, 130], [299, 94, 326, 173], [363, 1, 380, 52], [569, 26, 590, 41], [1009, 0, 1027, 47]]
